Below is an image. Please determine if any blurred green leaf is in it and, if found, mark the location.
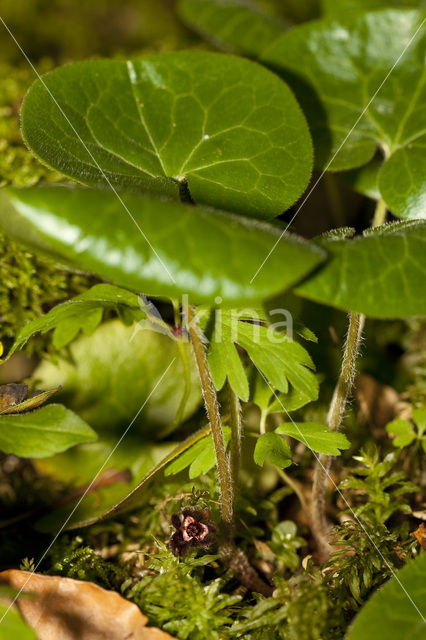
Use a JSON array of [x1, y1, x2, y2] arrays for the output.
[[0, 404, 96, 458], [386, 419, 416, 448], [295, 221, 426, 318], [322, 0, 425, 18], [254, 432, 292, 468], [345, 552, 426, 640], [179, 0, 286, 56], [4, 187, 325, 305], [33, 319, 202, 437], [277, 422, 350, 454], [21, 52, 313, 219], [0, 602, 36, 640]]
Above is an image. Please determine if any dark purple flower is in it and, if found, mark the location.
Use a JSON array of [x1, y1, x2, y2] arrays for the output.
[[169, 507, 216, 557]]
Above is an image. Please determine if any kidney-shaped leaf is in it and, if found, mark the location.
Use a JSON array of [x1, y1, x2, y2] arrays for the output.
[[322, 0, 424, 18], [0, 404, 97, 458], [181, 6, 426, 218], [21, 52, 313, 219], [179, 0, 286, 57], [4, 186, 325, 305], [345, 552, 426, 640], [295, 221, 426, 318], [261, 9, 426, 217]]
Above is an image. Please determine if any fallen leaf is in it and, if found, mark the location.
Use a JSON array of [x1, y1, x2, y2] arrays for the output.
[[0, 570, 175, 640], [410, 523, 426, 550]]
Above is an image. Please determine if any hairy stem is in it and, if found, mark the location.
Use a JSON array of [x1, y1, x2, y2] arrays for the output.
[[228, 382, 242, 503], [311, 198, 387, 561], [184, 304, 233, 541]]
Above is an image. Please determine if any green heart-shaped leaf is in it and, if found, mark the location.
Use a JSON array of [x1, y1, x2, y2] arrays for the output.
[[4, 186, 325, 304], [345, 552, 426, 640], [181, 6, 426, 218], [295, 221, 426, 318], [0, 404, 97, 458], [260, 9, 426, 217], [21, 52, 313, 219]]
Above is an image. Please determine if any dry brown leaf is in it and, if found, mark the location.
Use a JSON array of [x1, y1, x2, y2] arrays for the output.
[[355, 373, 400, 429], [0, 570, 175, 640], [410, 523, 426, 550]]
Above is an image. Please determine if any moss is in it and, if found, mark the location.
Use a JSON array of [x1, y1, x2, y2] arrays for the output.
[[0, 63, 95, 353]]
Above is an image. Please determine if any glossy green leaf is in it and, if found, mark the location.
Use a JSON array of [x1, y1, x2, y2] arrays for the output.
[[254, 432, 293, 468], [21, 52, 313, 218], [386, 418, 417, 447], [345, 552, 426, 640], [0, 404, 97, 458], [7, 284, 144, 356], [277, 422, 350, 454], [183, 6, 426, 218], [34, 320, 202, 437], [165, 426, 231, 479], [295, 221, 426, 318], [178, 0, 286, 57], [4, 186, 325, 305], [208, 310, 318, 402], [260, 9, 426, 218], [322, 0, 425, 18]]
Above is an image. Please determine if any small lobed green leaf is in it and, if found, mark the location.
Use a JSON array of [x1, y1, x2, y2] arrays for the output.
[[345, 552, 426, 640], [21, 52, 313, 219], [277, 422, 350, 454], [295, 221, 426, 318], [386, 419, 416, 448], [208, 310, 318, 402], [254, 432, 293, 468], [4, 187, 325, 305], [0, 404, 97, 458], [6, 283, 144, 358]]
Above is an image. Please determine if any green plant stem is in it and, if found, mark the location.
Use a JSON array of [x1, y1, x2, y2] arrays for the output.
[[228, 381, 242, 502], [311, 198, 387, 561], [372, 197, 387, 227], [324, 173, 345, 227], [276, 467, 310, 523], [184, 303, 233, 541]]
